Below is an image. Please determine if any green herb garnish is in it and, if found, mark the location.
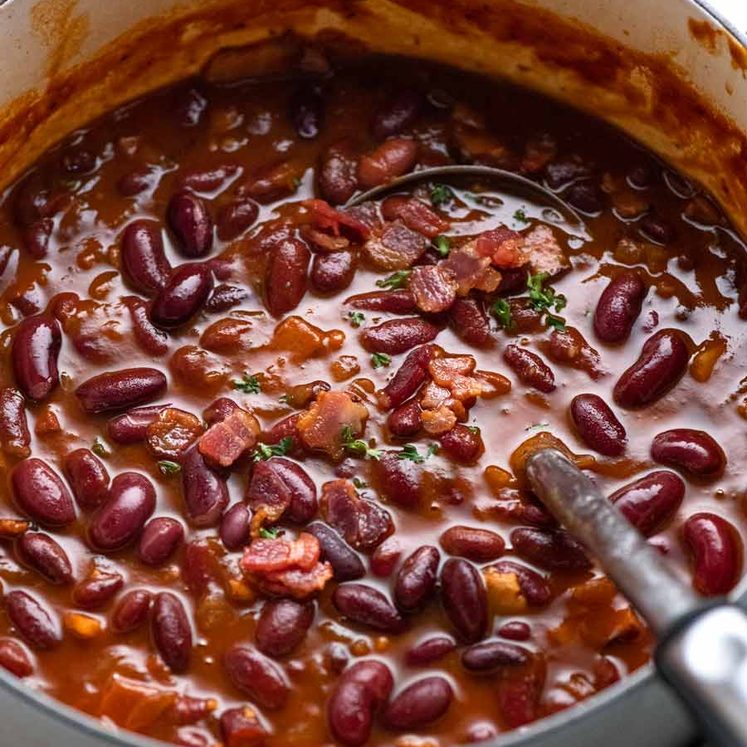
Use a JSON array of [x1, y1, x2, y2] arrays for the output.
[[376, 270, 411, 290], [491, 298, 514, 330], [348, 311, 365, 328], [233, 374, 262, 394], [259, 526, 280, 539], [397, 443, 439, 464], [467, 426, 481, 435], [526, 273, 567, 329], [546, 314, 567, 331], [525, 422, 550, 432], [352, 477, 368, 489], [341, 425, 381, 461], [513, 208, 528, 223], [157, 460, 181, 476], [429, 183, 453, 207], [253, 437, 294, 461], [433, 235, 450, 257], [91, 438, 108, 458], [371, 352, 392, 369]]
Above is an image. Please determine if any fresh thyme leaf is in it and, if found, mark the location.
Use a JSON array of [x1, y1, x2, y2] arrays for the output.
[[157, 460, 182, 476], [491, 298, 514, 330], [467, 426, 481, 435], [376, 270, 411, 290], [397, 443, 439, 464], [91, 438, 108, 458], [259, 526, 280, 539], [341, 425, 381, 460], [426, 443, 440, 458], [526, 273, 567, 329], [525, 422, 550, 432], [371, 352, 392, 369], [433, 235, 450, 257], [348, 311, 365, 328], [429, 183, 453, 207], [253, 437, 293, 461], [352, 477, 368, 489], [278, 393, 291, 404], [233, 373, 262, 394], [513, 208, 528, 223], [546, 314, 567, 331]]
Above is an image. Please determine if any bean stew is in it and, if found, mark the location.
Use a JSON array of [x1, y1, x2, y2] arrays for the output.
[[0, 52, 746, 747]]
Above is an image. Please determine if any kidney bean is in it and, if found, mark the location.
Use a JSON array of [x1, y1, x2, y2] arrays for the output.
[[310, 250, 356, 293], [651, 429, 725, 478], [440, 558, 488, 643], [204, 283, 249, 312], [138, 517, 184, 565], [247, 457, 317, 524], [613, 329, 689, 408], [683, 513, 742, 596], [440, 526, 505, 562], [358, 138, 418, 189], [503, 345, 555, 393], [21, 219, 52, 259], [327, 660, 393, 747], [593, 271, 646, 343], [0, 387, 31, 457], [639, 213, 674, 245], [372, 89, 422, 139], [126, 297, 171, 355], [265, 238, 310, 316], [387, 399, 422, 437], [120, 220, 171, 294], [167, 191, 213, 258], [220, 706, 267, 747], [448, 297, 493, 347], [181, 447, 229, 527], [11, 458, 76, 527], [216, 198, 259, 241], [11, 314, 61, 401], [255, 599, 314, 657], [224, 643, 289, 709], [107, 404, 170, 444], [16, 532, 74, 584], [439, 425, 485, 465], [498, 621, 532, 641], [6, 591, 61, 650], [152, 592, 193, 672], [151, 263, 214, 328], [379, 344, 435, 409], [361, 318, 440, 355], [219, 503, 252, 551], [346, 289, 417, 314], [370, 537, 402, 577], [0, 638, 34, 677], [306, 522, 365, 581], [291, 84, 323, 139], [511, 528, 591, 570], [75, 367, 167, 414], [117, 166, 155, 197], [405, 635, 456, 666], [394, 545, 439, 612], [111, 589, 153, 633], [89, 472, 156, 550], [489, 561, 553, 607], [374, 453, 423, 509], [569, 393, 627, 457], [384, 675, 453, 730], [461, 640, 530, 672], [317, 141, 359, 205], [610, 470, 685, 536], [178, 164, 238, 193], [63, 448, 110, 510], [333, 583, 406, 632], [72, 571, 124, 609]]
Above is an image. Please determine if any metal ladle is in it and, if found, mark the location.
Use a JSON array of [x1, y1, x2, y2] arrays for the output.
[[527, 448, 747, 747]]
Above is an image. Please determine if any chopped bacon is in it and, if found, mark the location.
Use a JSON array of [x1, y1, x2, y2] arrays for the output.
[[420, 381, 451, 410], [258, 563, 334, 600], [441, 247, 501, 296], [297, 390, 369, 461], [300, 226, 350, 252], [475, 227, 528, 269], [363, 220, 428, 270], [145, 407, 204, 460], [429, 355, 486, 402], [302, 199, 370, 241], [522, 225, 570, 277], [421, 405, 458, 435], [199, 408, 260, 468], [381, 196, 449, 238], [320, 479, 394, 551], [408, 265, 458, 313]]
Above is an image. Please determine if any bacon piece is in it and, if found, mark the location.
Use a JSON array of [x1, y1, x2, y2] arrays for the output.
[[381, 196, 449, 238], [408, 265, 458, 313], [363, 220, 428, 270], [421, 405, 458, 435], [300, 226, 350, 252], [302, 199, 370, 241], [297, 390, 369, 461], [475, 227, 528, 269], [522, 225, 570, 277], [429, 355, 486, 402], [320, 479, 394, 551], [146, 407, 204, 460], [258, 563, 334, 600], [199, 409, 260, 468], [441, 247, 501, 295]]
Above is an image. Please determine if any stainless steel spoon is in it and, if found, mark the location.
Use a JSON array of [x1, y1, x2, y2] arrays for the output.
[[526, 448, 747, 747]]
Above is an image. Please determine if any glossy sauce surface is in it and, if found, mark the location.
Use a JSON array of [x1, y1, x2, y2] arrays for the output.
[[0, 56, 746, 747]]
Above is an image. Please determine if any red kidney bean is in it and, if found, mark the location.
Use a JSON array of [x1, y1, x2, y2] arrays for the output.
[[405, 635, 456, 666], [306, 522, 365, 581], [650, 429, 726, 478], [440, 558, 488, 643], [181, 446, 229, 527], [503, 345, 555, 393], [440, 526, 505, 562], [683, 513, 742, 596], [318, 141, 359, 205], [220, 706, 267, 747], [374, 453, 423, 509], [247, 457, 317, 524], [0, 387, 31, 457], [358, 138, 418, 189], [111, 589, 153, 633], [11, 314, 61, 401], [73, 571, 124, 609], [489, 561, 553, 607], [224, 643, 289, 709], [384, 675, 453, 730], [448, 297, 493, 347], [510, 528, 591, 570], [387, 399, 422, 437], [75, 367, 167, 414], [379, 344, 435, 409], [569, 393, 627, 457], [21, 219, 52, 259], [361, 317, 440, 355], [107, 404, 169, 444], [63, 448, 110, 510], [613, 329, 689, 408], [16, 532, 73, 584], [394, 545, 439, 612], [167, 191, 213, 258], [372, 89, 422, 139], [439, 425, 485, 465], [327, 660, 393, 747], [0, 638, 34, 677], [265, 238, 310, 316], [216, 198, 259, 242], [125, 296, 170, 355], [6, 591, 61, 650], [498, 621, 532, 641], [89, 472, 156, 550], [332, 583, 406, 632], [255, 599, 314, 657], [178, 164, 238, 193], [370, 537, 402, 577], [610, 470, 685, 537], [291, 84, 324, 139], [346, 289, 417, 314], [593, 271, 646, 343], [152, 592, 192, 672], [117, 166, 155, 197], [11, 458, 76, 527], [219, 502, 252, 551], [138, 517, 184, 566], [461, 640, 529, 672], [120, 220, 171, 294], [150, 263, 214, 328], [310, 250, 356, 293], [204, 283, 249, 312]]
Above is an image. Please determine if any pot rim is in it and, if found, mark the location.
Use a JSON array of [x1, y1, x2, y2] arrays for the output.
[[0, 1, 745, 746]]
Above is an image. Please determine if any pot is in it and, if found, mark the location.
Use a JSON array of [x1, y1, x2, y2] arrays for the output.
[[0, 1, 744, 746]]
